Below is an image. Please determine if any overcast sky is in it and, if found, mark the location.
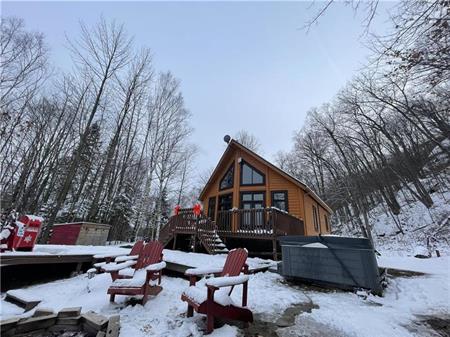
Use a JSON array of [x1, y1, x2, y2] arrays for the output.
[[3, 1, 394, 176]]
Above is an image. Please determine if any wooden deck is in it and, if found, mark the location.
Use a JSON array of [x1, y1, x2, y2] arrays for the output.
[[158, 208, 304, 259], [216, 208, 304, 239], [0, 250, 272, 291], [0, 254, 94, 267]]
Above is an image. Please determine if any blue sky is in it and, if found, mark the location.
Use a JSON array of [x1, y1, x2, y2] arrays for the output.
[[2, 1, 394, 174]]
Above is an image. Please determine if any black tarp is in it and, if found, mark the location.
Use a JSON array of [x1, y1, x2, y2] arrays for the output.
[[279, 235, 382, 294]]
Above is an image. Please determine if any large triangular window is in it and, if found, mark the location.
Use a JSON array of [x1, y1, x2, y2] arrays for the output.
[[219, 163, 234, 190], [240, 160, 265, 186]]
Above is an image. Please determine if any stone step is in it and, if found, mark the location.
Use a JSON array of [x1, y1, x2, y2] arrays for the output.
[[5, 290, 41, 312], [16, 314, 58, 334], [106, 315, 120, 337], [58, 307, 82, 318], [81, 311, 109, 331]]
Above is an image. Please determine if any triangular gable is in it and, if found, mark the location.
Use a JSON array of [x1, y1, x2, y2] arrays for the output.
[[199, 139, 332, 213]]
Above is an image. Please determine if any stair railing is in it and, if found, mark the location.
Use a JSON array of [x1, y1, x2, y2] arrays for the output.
[[197, 215, 219, 254]]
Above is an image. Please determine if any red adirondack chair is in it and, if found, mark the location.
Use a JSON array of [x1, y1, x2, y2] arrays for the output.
[[181, 248, 253, 334], [107, 241, 165, 304], [94, 240, 144, 272]]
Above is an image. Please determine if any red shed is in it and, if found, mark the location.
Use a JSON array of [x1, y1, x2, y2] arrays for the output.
[[49, 222, 111, 246]]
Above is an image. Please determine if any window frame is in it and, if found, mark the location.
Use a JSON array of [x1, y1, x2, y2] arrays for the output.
[[239, 160, 266, 186], [218, 193, 233, 211], [271, 190, 289, 212], [312, 205, 320, 232], [324, 213, 330, 231], [240, 191, 266, 209], [219, 162, 234, 191]]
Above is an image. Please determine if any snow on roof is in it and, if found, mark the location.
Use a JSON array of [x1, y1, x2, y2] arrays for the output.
[[53, 222, 110, 227], [0, 244, 130, 256], [25, 215, 44, 222], [302, 242, 328, 249]]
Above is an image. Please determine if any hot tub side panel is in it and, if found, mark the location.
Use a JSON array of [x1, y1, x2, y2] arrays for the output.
[[280, 236, 381, 293]]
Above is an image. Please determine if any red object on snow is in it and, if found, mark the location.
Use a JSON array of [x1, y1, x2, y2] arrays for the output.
[[11, 215, 43, 251], [193, 203, 202, 217], [181, 248, 253, 333], [107, 241, 165, 305], [174, 205, 181, 216]]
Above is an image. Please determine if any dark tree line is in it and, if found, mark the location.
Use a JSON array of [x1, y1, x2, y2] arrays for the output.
[[0, 17, 197, 242], [278, 0, 449, 242]]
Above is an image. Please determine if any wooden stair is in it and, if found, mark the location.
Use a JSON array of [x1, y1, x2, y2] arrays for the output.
[[158, 210, 229, 255], [197, 220, 229, 254], [158, 216, 176, 248]]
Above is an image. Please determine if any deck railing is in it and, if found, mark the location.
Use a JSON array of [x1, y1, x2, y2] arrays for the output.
[[216, 208, 304, 238], [197, 217, 219, 253], [165, 208, 197, 234], [160, 207, 304, 245]]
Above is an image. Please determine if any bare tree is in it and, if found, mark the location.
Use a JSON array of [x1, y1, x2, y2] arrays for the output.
[[40, 18, 133, 241], [304, 0, 380, 34], [0, 16, 198, 244], [0, 17, 48, 199], [234, 130, 262, 153]]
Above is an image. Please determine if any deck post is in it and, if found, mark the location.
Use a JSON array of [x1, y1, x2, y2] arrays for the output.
[[192, 234, 197, 252], [173, 234, 177, 250], [272, 239, 278, 261], [76, 262, 82, 273]]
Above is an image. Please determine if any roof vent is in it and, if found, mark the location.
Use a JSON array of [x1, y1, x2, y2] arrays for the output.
[[223, 135, 231, 144]]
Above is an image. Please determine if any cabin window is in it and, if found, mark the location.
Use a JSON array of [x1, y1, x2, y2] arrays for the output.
[[313, 205, 319, 232], [218, 193, 233, 211], [324, 214, 330, 231], [271, 191, 288, 212], [240, 161, 265, 186], [219, 163, 234, 190], [240, 192, 265, 210], [207, 197, 216, 220]]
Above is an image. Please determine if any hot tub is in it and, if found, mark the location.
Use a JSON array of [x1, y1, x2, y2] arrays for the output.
[[279, 235, 382, 294]]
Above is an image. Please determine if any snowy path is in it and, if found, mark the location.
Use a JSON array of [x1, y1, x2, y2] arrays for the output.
[[1, 250, 448, 337]]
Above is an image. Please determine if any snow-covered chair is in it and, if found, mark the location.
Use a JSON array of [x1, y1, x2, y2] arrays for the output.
[[94, 240, 144, 275], [181, 248, 253, 333], [107, 241, 165, 304]]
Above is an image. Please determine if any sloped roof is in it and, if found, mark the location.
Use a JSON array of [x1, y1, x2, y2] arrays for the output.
[[199, 139, 332, 213]]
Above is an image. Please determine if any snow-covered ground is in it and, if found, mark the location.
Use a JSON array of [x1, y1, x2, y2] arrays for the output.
[[1, 248, 449, 337]]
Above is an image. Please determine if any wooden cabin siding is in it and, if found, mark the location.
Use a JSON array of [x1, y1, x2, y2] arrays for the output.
[[303, 195, 332, 235], [202, 149, 303, 215], [199, 140, 331, 236], [267, 168, 304, 220], [303, 194, 314, 235], [202, 153, 235, 217]]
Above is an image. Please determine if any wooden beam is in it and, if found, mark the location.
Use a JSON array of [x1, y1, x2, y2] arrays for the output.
[[0, 254, 93, 268]]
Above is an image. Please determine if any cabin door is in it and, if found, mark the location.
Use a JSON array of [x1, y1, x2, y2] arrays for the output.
[[240, 192, 265, 231], [217, 193, 233, 232]]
